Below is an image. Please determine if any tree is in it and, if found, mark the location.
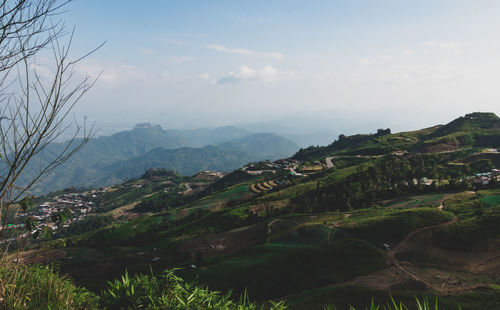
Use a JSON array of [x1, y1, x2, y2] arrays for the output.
[[0, 0, 100, 245]]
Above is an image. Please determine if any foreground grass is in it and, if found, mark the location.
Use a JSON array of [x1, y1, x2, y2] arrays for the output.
[[0, 264, 98, 310], [102, 269, 286, 310], [0, 263, 469, 309]]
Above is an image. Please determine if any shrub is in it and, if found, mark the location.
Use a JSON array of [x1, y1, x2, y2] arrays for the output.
[[0, 264, 98, 310], [101, 268, 287, 309]]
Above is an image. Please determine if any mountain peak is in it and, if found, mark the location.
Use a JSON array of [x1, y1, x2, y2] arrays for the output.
[[134, 123, 152, 129], [463, 112, 499, 121], [134, 123, 163, 130], [432, 112, 500, 137]]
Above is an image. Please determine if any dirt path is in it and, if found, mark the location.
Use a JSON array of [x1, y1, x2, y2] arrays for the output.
[[332, 213, 351, 227], [437, 192, 462, 210], [385, 191, 459, 292], [280, 194, 490, 297], [391, 194, 457, 256], [183, 183, 192, 194], [325, 157, 335, 169], [267, 219, 281, 234], [390, 216, 458, 257]]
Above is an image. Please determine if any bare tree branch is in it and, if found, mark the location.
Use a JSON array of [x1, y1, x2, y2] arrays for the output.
[[0, 0, 99, 251]]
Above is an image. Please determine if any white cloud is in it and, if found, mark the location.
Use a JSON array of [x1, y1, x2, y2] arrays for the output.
[[379, 55, 393, 61], [217, 65, 293, 84], [402, 49, 416, 56], [170, 56, 195, 63], [207, 44, 284, 60]]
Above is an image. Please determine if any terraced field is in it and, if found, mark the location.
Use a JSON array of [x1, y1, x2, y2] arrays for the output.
[[249, 179, 286, 193]]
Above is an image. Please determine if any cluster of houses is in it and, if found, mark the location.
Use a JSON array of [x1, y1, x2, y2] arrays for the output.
[[411, 169, 500, 188], [467, 169, 500, 185], [243, 159, 305, 176], [197, 171, 225, 178], [15, 189, 104, 234]]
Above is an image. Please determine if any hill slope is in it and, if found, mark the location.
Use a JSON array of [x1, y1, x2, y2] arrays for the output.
[[15, 112, 500, 309], [294, 112, 500, 160]]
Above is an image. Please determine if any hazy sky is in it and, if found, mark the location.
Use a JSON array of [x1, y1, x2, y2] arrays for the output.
[[51, 0, 500, 133]]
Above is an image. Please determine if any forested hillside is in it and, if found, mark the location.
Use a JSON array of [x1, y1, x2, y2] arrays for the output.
[[8, 113, 500, 309]]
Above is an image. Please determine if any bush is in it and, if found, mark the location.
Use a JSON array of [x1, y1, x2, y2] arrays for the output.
[[101, 269, 286, 309], [0, 264, 98, 310]]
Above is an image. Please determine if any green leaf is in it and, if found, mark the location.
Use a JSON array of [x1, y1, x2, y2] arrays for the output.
[[24, 217, 38, 231], [19, 196, 34, 211]]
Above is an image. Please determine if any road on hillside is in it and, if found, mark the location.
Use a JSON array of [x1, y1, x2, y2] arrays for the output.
[[389, 216, 458, 260], [385, 194, 460, 291], [267, 219, 281, 234], [325, 157, 335, 168], [324, 155, 384, 169]]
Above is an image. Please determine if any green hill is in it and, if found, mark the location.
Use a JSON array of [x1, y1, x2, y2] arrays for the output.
[[10, 112, 500, 309], [294, 112, 500, 160], [415, 112, 500, 152]]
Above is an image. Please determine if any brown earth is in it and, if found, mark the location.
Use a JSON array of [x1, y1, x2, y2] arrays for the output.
[[15, 249, 66, 264], [175, 222, 268, 259], [248, 199, 290, 214], [106, 202, 141, 220]]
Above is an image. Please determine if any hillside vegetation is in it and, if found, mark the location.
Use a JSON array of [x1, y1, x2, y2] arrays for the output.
[[6, 112, 500, 309], [294, 112, 500, 161]]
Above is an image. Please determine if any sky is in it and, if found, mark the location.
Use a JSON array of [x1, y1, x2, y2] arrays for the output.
[[43, 0, 500, 134]]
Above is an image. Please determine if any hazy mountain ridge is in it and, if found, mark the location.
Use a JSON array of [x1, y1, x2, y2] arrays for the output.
[[18, 124, 299, 193], [218, 133, 299, 159], [164, 126, 252, 147], [97, 145, 257, 182]]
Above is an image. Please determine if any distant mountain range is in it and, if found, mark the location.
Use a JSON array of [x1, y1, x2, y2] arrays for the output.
[[17, 124, 299, 194]]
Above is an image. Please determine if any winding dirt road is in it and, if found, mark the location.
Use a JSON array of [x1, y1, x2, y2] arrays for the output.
[[267, 219, 281, 234], [385, 194, 461, 290], [389, 216, 458, 259], [325, 157, 335, 169]]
